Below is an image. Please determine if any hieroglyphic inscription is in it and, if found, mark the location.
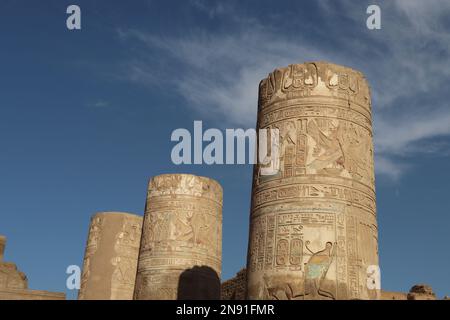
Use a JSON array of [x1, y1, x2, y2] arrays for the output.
[[247, 62, 379, 300], [79, 215, 103, 299], [249, 212, 335, 271], [111, 215, 142, 299], [134, 174, 222, 300], [257, 116, 374, 187], [336, 212, 348, 299], [254, 184, 376, 216], [260, 105, 372, 131], [259, 62, 371, 112], [78, 212, 142, 300], [346, 215, 359, 299]]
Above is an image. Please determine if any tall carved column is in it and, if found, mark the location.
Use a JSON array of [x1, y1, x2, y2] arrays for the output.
[[78, 212, 142, 300], [134, 174, 222, 300], [246, 62, 379, 300]]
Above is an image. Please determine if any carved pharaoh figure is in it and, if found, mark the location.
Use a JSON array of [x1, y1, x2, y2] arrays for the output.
[[247, 62, 379, 300]]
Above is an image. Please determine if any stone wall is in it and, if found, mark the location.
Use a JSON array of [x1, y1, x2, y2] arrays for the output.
[[0, 235, 65, 300], [221, 269, 247, 300], [0, 288, 65, 300]]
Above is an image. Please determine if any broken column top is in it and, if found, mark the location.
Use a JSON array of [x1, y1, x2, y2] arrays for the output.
[[258, 61, 372, 114], [0, 235, 6, 262], [147, 173, 223, 204]]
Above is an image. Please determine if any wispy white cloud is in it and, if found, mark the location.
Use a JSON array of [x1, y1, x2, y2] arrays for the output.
[[189, 0, 229, 18], [87, 100, 110, 109], [375, 156, 409, 181], [375, 109, 450, 155], [119, 27, 326, 126], [117, 0, 450, 179]]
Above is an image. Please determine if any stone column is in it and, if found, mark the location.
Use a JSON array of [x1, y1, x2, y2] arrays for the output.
[[246, 62, 379, 300], [134, 174, 222, 300], [78, 212, 142, 300], [0, 236, 5, 262]]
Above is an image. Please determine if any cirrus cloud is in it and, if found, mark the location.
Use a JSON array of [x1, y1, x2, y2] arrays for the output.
[[117, 0, 450, 180]]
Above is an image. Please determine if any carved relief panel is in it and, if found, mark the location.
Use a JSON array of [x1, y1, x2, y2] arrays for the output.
[[78, 212, 142, 300], [247, 62, 378, 300], [134, 174, 222, 300]]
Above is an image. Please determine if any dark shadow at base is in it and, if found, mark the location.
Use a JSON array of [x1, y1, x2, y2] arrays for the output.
[[177, 266, 220, 300]]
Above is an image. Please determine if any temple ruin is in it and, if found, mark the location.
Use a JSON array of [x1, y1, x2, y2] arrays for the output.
[[0, 61, 447, 300], [133, 174, 223, 300], [78, 212, 142, 300], [220, 268, 441, 300], [0, 235, 65, 300], [246, 61, 379, 300]]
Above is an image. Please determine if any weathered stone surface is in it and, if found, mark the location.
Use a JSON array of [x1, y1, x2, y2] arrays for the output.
[[0, 235, 65, 300], [407, 284, 436, 300], [221, 268, 247, 300], [0, 262, 28, 290], [0, 288, 65, 300], [134, 174, 222, 300], [0, 236, 28, 290], [78, 212, 143, 300], [246, 62, 379, 300], [0, 235, 5, 262], [380, 290, 407, 300]]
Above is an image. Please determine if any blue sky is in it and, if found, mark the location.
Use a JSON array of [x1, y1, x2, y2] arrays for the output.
[[1, 0, 449, 299]]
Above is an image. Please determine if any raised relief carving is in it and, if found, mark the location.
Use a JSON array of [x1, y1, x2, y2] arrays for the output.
[[247, 62, 378, 300], [275, 239, 289, 266], [304, 241, 336, 300], [325, 68, 359, 95], [257, 113, 374, 188], [148, 174, 222, 204], [289, 238, 303, 266], [258, 62, 371, 111], [134, 174, 222, 300], [307, 118, 345, 175], [79, 215, 104, 299], [79, 212, 142, 300], [282, 63, 318, 98], [111, 256, 135, 286]]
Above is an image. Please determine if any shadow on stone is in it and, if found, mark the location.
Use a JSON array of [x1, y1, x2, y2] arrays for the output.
[[177, 266, 220, 300]]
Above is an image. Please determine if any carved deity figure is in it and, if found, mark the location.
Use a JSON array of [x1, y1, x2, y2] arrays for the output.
[[304, 241, 336, 299], [307, 119, 345, 173], [248, 62, 379, 300], [134, 174, 222, 300]]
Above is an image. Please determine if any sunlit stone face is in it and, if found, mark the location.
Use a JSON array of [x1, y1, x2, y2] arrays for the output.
[[134, 174, 223, 300], [247, 61, 379, 300], [78, 212, 142, 300]]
